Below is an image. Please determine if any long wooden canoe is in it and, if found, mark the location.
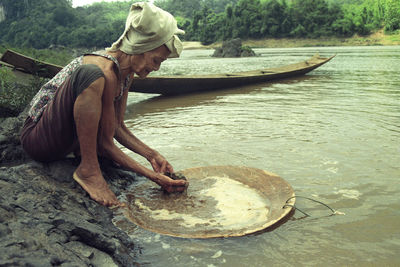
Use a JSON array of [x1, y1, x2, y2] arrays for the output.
[[0, 49, 63, 78], [1, 49, 334, 95], [132, 54, 335, 95]]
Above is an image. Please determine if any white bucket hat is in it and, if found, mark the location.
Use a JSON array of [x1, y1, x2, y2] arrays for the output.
[[106, 2, 185, 58]]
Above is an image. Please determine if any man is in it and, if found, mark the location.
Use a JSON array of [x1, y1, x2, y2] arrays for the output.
[[20, 2, 188, 207]]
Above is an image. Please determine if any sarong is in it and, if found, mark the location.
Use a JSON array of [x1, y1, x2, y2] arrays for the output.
[[20, 64, 105, 162]]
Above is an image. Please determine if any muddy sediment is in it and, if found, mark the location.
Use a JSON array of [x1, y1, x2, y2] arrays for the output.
[[0, 111, 140, 266]]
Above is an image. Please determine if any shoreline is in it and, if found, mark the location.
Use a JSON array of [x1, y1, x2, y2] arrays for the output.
[[183, 31, 400, 50], [0, 112, 140, 266]]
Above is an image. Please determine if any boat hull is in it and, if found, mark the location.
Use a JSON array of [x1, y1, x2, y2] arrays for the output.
[[131, 54, 335, 95], [1, 50, 334, 96]]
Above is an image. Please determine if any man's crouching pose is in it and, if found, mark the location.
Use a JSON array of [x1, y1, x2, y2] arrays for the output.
[[20, 2, 188, 206]]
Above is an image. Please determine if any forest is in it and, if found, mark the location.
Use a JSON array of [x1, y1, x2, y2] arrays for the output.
[[0, 0, 399, 48]]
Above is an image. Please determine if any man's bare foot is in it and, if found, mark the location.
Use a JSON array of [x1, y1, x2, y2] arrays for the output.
[[73, 170, 122, 207]]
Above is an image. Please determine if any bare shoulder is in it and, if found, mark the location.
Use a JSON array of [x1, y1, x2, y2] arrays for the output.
[[83, 55, 115, 76]]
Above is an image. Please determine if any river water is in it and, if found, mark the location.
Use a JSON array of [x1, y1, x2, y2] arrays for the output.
[[115, 46, 400, 266]]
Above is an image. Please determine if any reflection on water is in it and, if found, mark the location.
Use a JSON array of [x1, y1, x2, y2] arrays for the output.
[[117, 46, 400, 266]]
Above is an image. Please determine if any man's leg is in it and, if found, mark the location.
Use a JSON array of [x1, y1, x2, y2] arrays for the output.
[[72, 77, 121, 207]]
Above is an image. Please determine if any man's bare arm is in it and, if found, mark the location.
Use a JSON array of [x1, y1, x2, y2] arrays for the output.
[[98, 76, 185, 191], [114, 87, 174, 173]]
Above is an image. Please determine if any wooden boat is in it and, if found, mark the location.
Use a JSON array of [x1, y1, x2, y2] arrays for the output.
[[0, 49, 63, 79], [132, 54, 335, 95], [1, 49, 335, 95]]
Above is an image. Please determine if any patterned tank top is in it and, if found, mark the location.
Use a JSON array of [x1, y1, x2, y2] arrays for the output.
[[28, 52, 132, 122]]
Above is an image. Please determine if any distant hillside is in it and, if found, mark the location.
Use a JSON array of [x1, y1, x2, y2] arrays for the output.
[[154, 0, 240, 17], [0, 0, 130, 48], [0, 0, 399, 48]]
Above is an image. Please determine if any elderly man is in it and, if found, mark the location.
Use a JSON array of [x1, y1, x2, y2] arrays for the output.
[[20, 2, 188, 206]]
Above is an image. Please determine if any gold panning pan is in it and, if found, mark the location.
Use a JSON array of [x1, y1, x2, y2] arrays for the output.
[[123, 166, 295, 238]]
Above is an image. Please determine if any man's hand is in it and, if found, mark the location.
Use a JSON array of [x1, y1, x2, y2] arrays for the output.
[[148, 152, 188, 192], [153, 172, 188, 193], [149, 153, 174, 173]]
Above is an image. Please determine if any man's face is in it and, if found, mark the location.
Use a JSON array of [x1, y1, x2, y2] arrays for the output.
[[133, 45, 171, 78]]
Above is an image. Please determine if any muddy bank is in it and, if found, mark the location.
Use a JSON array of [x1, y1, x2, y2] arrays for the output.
[[0, 111, 140, 266], [242, 33, 400, 48], [187, 30, 400, 49]]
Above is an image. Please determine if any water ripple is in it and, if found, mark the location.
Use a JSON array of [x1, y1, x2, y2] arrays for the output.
[[122, 46, 400, 267]]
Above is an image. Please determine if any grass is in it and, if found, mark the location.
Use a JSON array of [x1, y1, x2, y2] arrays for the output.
[[0, 45, 76, 117], [385, 30, 400, 42], [0, 45, 75, 66], [0, 67, 46, 117]]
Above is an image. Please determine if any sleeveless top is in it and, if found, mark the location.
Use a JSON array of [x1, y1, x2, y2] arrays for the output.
[[28, 52, 132, 122]]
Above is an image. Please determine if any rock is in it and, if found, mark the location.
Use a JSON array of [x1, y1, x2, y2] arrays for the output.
[[165, 171, 187, 181], [241, 46, 256, 57], [66, 241, 118, 267], [0, 112, 140, 266], [212, 38, 256, 58], [212, 47, 224, 57]]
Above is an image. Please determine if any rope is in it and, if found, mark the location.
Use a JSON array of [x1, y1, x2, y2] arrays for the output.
[[282, 204, 310, 217], [283, 195, 344, 217]]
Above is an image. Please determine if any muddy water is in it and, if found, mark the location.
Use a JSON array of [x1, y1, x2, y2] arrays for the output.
[[114, 46, 400, 266]]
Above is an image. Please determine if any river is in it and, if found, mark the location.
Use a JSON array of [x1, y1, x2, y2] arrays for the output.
[[114, 46, 400, 266]]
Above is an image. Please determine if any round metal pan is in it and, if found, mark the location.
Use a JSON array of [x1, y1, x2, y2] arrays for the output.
[[123, 166, 295, 238]]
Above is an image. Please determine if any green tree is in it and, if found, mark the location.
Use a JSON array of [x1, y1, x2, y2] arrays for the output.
[[232, 0, 262, 38], [331, 6, 355, 36], [260, 0, 291, 37], [384, 0, 400, 32], [52, 6, 76, 26], [290, 0, 333, 37], [1, 0, 397, 49]]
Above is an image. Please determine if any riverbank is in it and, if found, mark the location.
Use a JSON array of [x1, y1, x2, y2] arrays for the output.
[[0, 111, 140, 266], [183, 30, 400, 49]]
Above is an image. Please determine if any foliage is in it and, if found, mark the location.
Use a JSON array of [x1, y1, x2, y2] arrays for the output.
[[0, 67, 45, 117], [0, 0, 133, 49], [6, 47, 75, 66], [241, 45, 254, 53], [0, 0, 399, 48], [0, 66, 15, 89], [154, 0, 239, 17], [168, 0, 400, 44], [384, 0, 400, 32], [290, 0, 339, 37]]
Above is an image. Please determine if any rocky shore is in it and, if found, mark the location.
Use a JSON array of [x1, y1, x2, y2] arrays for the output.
[[212, 38, 256, 58], [0, 110, 140, 266]]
